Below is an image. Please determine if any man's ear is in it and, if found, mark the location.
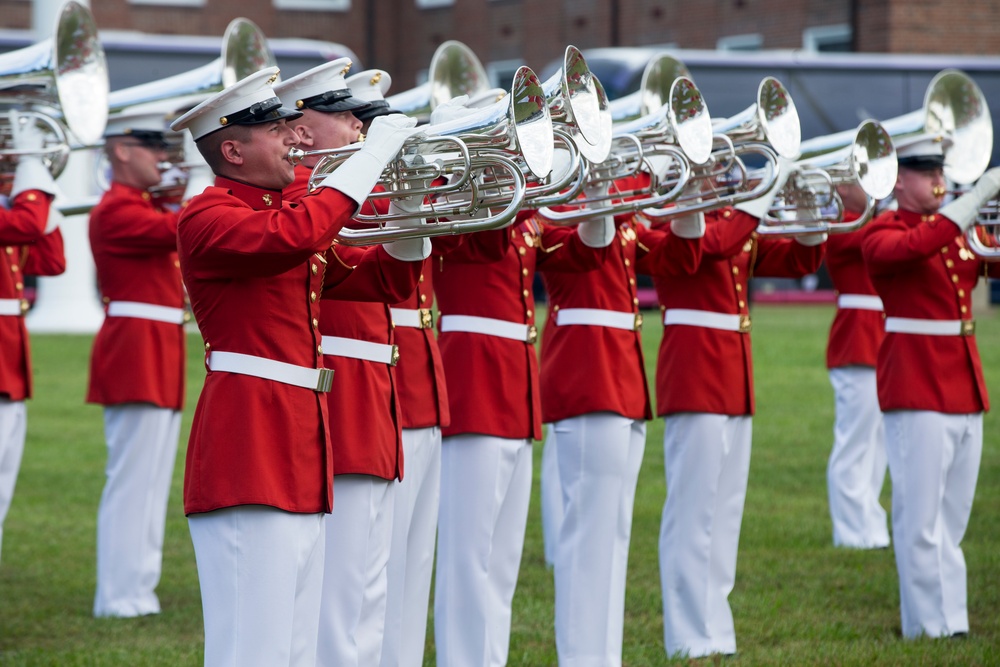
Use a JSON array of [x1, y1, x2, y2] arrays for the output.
[[220, 139, 243, 166], [292, 123, 314, 148]]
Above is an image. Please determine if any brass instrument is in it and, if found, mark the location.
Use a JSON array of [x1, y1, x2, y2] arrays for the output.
[[385, 40, 492, 124], [541, 46, 612, 164], [294, 65, 553, 245], [0, 1, 108, 195], [758, 119, 897, 235]]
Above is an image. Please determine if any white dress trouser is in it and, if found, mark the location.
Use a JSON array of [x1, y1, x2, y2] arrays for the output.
[[827, 367, 890, 548], [551, 413, 646, 667], [540, 432, 561, 568], [659, 413, 752, 658], [94, 404, 181, 617], [0, 398, 27, 565], [883, 410, 982, 639], [317, 474, 395, 667], [381, 426, 441, 667], [188, 506, 326, 667], [435, 434, 533, 667]]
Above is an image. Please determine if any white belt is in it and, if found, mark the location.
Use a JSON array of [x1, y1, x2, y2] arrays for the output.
[[439, 314, 538, 344], [321, 335, 399, 366], [837, 294, 884, 311], [390, 307, 433, 329], [207, 351, 334, 392], [663, 308, 751, 333], [555, 307, 642, 331], [884, 317, 975, 337], [0, 298, 27, 316], [107, 300, 187, 325]]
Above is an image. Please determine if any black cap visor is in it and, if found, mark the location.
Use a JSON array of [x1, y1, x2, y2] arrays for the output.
[[299, 88, 372, 114], [898, 154, 946, 171], [354, 100, 395, 122], [225, 97, 303, 128]]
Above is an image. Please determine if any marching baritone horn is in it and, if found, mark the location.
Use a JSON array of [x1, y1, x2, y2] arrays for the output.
[[294, 65, 554, 245], [757, 119, 898, 236], [385, 40, 492, 124], [541, 45, 613, 164], [0, 0, 108, 195]]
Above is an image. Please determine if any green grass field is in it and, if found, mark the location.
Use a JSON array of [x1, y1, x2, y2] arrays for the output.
[[2, 303, 999, 666]]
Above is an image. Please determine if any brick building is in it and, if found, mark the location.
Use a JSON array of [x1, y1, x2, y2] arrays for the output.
[[2, 0, 998, 92]]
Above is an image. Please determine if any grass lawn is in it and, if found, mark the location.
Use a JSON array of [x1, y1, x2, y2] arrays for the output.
[[2, 303, 999, 665]]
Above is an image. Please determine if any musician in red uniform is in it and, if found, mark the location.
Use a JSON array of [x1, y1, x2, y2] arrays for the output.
[[653, 164, 825, 658], [86, 111, 186, 617], [432, 126, 615, 663], [0, 111, 63, 565], [537, 171, 703, 667], [170, 66, 420, 666], [861, 134, 1000, 639], [274, 59, 429, 666], [823, 183, 889, 549]]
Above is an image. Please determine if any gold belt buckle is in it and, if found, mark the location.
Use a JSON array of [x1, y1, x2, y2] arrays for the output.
[[390, 345, 400, 366], [19, 298, 29, 316], [526, 324, 538, 345], [315, 368, 335, 392], [418, 308, 433, 329], [738, 314, 752, 333], [961, 319, 976, 336], [633, 312, 643, 331]]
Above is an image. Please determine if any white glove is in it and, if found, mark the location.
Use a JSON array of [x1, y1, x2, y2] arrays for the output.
[[795, 231, 827, 246], [467, 89, 507, 109], [181, 131, 214, 202], [939, 167, 1000, 232], [316, 114, 420, 206], [582, 180, 608, 205], [734, 156, 795, 220], [670, 211, 706, 239], [577, 213, 615, 248], [9, 110, 57, 199], [430, 95, 471, 126], [383, 194, 431, 261]]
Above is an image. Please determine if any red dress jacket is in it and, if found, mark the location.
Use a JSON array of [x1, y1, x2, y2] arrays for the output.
[[653, 208, 825, 416], [861, 208, 994, 414], [435, 215, 610, 440], [86, 182, 185, 410], [825, 210, 884, 369], [179, 177, 357, 516], [540, 216, 701, 423], [0, 190, 63, 401], [285, 166, 420, 481]]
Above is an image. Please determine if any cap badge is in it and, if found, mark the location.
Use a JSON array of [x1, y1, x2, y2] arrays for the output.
[[266, 71, 280, 85], [340, 61, 352, 76], [370, 72, 382, 85]]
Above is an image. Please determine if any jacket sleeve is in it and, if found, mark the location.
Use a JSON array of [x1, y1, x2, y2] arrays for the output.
[[21, 228, 66, 277], [0, 191, 53, 245], [861, 213, 960, 276], [635, 219, 702, 277], [322, 244, 421, 302], [91, 200, 180, 254], [535, 223, 611, 273], [753, 235, 825, 278]]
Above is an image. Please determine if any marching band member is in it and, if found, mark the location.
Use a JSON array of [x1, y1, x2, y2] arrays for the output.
[[432, 98, 616, 664], [653, 164, 825, 658], [170, 66, 420, 666], [87, 110, 186, 617], [537, 170, 703, 667], [0, 111, 64, 566], [823, 183, 889, 549], [274, 59, 428, 667], [861, 135, 1000, 639]]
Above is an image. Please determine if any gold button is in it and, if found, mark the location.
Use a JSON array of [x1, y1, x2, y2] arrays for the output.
[[522, 289, 529, 298], [312, 318, 318, 328], [629, 278, 635, 286], [941, 247, 949, 254], [15, 281, 23, 290], [620, 238, 627, 247], [958, 289, 966, 297], [4, 247, 12, 255], [632, 297, 639, 306], [10, 264, 18, 272], [141, 192, 151, 201], [928, 215, 936, 222], [961, 305, 968, 314], [552, 305, 559, 312], [25, 193, 37, 202], [624, 259, 631, 267], [174, 260, 180, 268], [511, 230, 517, 239], [921, 215, 929, 223], [310, 291, 317, 302], [735, 284, 743, 292], [311, 263, 318, 275], [204, 342, 211, 350], [420, 294, 427, 303], [522, 268, 529, 277], [518, 247, 526, 256], [952, 274, 959, 283], [946, 259, 954, 268], [739, 300, 745, 308], [526, 309, 533, 318], [723, 210, 731, 218], [732, 266, 739, 275], [102, 296, 110, 304], [317, 345, 323, 355], [419, 274, 424, 283]]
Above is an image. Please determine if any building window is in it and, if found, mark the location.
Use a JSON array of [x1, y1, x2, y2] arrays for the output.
[[273, 0, 350, 10], [128, 0, 206, 6], [416, 0, 454, 7], [486, 59, 523, 90], [802, 24, 852, 52], [716, 34, 763, 51]]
